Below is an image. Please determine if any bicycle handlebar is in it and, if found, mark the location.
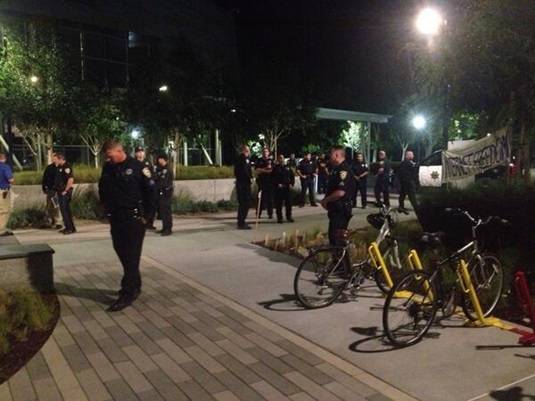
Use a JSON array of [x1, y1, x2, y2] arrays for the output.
[[444, 208, 509, 227]]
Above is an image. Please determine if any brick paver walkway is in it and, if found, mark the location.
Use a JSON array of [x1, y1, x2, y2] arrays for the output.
[[0, 258, 408, 401]]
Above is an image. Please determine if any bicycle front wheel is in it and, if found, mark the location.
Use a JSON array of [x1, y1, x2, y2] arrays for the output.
[[461, 254, 504, 321], [383, 271, 438, 347], [293, 247, 349, 309]]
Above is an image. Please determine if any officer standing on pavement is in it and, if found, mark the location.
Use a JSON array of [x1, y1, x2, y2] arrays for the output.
[[135, 146, 157, 230], [234, 145, 252, 230], [42, 153, 61, 228], [155, 154, 174, 236], [54, 153, 76, 235], [374, 150, 391, 207], [321, 146, 356, 246], [398, 150, 419, 213], [98, 139, 155, 312], [297, 152, 318, 207], [272, 153, 295, 224], [255, 148, 274, 219], [0, 153, 14, 236], [351, 152, 369, 209]]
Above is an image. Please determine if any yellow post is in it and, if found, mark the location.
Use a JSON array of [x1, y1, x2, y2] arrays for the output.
[[408, 250, 433, 301], [368, 242, 394, 288]]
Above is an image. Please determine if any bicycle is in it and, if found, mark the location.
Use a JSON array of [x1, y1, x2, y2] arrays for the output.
[[382, 208, 506, 347], [293, 205, 407, 309]]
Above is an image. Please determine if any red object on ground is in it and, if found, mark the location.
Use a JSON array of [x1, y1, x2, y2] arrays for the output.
[[513, 270, 535, 345]]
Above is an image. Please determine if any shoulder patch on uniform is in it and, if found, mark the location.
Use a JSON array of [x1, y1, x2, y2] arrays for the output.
[[339, 171, 347, 180], [142, 167, 151, 178], [65, 168, 71, 174], [126, 168, 133, 175]]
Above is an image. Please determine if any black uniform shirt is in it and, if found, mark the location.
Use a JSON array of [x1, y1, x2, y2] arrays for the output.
[[255, 157, 273, 184], [98, 157, 155, 215], [352, 161, 369, 179], [234, 154, 252, 183], [155, 165, 174, 195], [318, 158, 329, 176], [272, 164, 295, 187], [375, 159, 391, 182], [298, 159, 316, 177], [54, 163, 73, 192], [326, 161, 356, 207], [398, 159, 418, 184], [42, 163, 57, 192]]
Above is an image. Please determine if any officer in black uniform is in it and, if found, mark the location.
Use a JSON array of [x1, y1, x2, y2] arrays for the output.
[[317, 154, 329, 195], [135, 146, 157, 230], [234, 145, 252, 229], [351, 152, 369, 209], [297, 152, 318, 207], [155, 154, 174, 236], [272, 153, 295, 224], [255, 148, 274, 219], [98, 139, 155, 312], [321, 146, 356, 246], [42, 154, 61, 228], [54, 153, 76, 235], [374, 150, 391, 207], [398, 150, 419, 213]]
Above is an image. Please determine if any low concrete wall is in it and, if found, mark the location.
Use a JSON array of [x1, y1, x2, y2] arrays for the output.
[[11, 178, 239, 210]]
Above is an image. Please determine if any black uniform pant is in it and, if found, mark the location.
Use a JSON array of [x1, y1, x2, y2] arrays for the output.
[[58, 191, 75, 232], [275, 186, 292, 221], [374, 179, 390, 207], [158, 194, 173, 232], [328, 209, 352, 246], [111, 217, 145, 297], [399, 181, 418, 210], [145, 193, 158, 227], [353, 179, 367, 208], [317, 174, 328, 194], [257, 181, 273, 217], [236, 181, 251, 227], [300, 177, 316, 205]]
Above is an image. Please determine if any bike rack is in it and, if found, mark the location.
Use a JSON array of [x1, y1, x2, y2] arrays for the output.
[[368, 242, 394, 288], [511, 270, 535, 345], [457, 259, 512, 330], [408, 250, 434, 301]]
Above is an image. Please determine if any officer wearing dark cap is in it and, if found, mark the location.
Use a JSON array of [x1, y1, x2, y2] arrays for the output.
[[234, 145, 252, 229], [135, 146, 157, 229], [98, 139, 155, 312], [155, 154, 174, 236], [398, 150, 419, 213], [321, 146, 356, 246]]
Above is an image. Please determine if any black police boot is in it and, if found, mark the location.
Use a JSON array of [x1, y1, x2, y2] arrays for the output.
[[287, 217, 294, 223], [161, 230, 172, 236], [238, 224, 252, 230], [107, 294, 134, 312]]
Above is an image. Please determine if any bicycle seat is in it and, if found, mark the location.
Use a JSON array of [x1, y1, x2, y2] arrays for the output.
[[420, 232, 445, 248], [335, 229, 350, 244]]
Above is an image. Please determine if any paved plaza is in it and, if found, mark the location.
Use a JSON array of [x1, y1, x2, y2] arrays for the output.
[[1, 205, 534, 401]]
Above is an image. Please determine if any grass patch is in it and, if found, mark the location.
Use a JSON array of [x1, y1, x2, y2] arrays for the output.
[[7, 208, 48, 229], [175, 165, 234, 180], [171, 192, 237, 215]]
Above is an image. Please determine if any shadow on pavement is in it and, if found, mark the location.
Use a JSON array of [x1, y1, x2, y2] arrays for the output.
[[55, 283, 115, 305], [489, 386, 535, 401], [258, 293, 304, 312]]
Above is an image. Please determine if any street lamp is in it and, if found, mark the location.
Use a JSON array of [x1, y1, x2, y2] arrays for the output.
[[158, 85, 168, 92], [130, 128, 140, 140], [30, 75, 39, 84], [415, 8, 444, 37], [412, 115, 427, 130]]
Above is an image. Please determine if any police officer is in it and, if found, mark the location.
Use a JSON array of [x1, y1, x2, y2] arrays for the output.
[[98, 139, 155, 312], [54, 153, 76, 235], [0, 153, 14, 236], [272, 153, 295, 224], [234, 145, 252, 230], [352, 152, 369, 209], [255, 148, 274, 219], [297, 152, 318, 207], [317, 154, 329, 195], [155, 154, 174, 236], [398, 150, 419, 213], [42, 153, 61, 228], [321, 146, 356, 246], [135, 146, 157, 230], [374, 150, 391, 207]]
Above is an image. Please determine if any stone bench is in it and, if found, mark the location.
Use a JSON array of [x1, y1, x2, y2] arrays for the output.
[[0, 244, 55, 293]]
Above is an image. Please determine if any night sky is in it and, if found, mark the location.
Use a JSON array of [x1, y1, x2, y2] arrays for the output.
[[218, 0, 422, 115]]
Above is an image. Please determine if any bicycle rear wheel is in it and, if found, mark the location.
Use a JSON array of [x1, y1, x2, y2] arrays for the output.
[[293, 247, 349, 309], [383, 271, 438, 347], [461, 254, 504, 321]]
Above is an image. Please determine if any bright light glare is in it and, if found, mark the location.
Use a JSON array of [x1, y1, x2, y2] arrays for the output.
[[412, 115, 427, 130], [158, 85, 168, 92], [30, 75, 39, 84], [416, 8, 443, 36], [230, 108, 237, 113], [131, 129, 140, 139]]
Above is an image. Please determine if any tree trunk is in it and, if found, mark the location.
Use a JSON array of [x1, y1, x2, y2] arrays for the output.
[[93, 151, 99, 169], [45, 132, 54, 165]]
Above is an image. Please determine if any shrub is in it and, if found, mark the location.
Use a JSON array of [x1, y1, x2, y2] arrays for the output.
[[7, 207, 48, 229], [171, 192, 237, 215], [70, 188, 105, 220], [175, 165, 234, 180]]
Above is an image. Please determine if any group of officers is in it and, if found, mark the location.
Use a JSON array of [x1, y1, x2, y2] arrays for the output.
[[234, 145, 420, 243]]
